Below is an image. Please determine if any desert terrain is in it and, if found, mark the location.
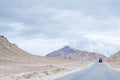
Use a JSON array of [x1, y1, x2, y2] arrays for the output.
[[0, 35, 92, 80], [1, 35, 120, 80], [107, 51, 120, 71], [0, 59, 92, 80]]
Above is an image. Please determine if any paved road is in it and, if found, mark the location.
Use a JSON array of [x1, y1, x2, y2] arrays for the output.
[[56, 63, 120, 80]]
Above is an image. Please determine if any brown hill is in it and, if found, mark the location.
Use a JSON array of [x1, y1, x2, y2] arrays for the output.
[[0, 35, 44, 63], [109, 51, 120, 62], [46, 46, 107, 61]]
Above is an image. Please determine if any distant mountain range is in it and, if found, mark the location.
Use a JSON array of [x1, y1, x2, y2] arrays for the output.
[[1, 35, 120, 62], [46, 46, 107, 61]]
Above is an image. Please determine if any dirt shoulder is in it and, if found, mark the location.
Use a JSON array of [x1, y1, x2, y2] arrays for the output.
[[106, 62, 120, 71]]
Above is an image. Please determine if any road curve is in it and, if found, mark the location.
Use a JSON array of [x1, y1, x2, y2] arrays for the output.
[[56, 63, 120, 80]]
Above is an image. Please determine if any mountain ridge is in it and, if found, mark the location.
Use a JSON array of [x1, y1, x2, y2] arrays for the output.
[[109, 51, 120, 62], [46, 46, 108, 61], [0, 35, 42, 63]]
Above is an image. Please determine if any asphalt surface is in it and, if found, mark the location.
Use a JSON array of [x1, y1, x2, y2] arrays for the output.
[[56, 63, 120, 80]]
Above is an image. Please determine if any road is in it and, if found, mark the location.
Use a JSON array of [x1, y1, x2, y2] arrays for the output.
[[56, 63, 120, 80]]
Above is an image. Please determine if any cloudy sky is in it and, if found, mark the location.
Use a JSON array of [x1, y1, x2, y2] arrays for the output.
[[0, 0, 120, 56]]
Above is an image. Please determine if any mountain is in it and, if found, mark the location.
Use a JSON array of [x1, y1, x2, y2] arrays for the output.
[[46, 46, 107, 61], [109, 51, 120, 62], [0, 35, 42, 63], [46, 46, 75, 57]]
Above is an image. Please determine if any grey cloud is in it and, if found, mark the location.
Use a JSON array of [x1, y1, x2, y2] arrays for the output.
[[0, 0, 41, 8], [0, 0, 120, 56], [42, 0, 118, 18]]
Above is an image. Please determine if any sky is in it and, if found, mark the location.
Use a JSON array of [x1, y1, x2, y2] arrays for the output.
[[0, 0, 120, 56]]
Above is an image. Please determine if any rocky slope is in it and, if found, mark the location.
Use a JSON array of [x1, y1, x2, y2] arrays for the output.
[[0, 35, 44, 63], [46, 46, 107, 61], [109, 51, 120, 62], [107, 51, 120, 71]]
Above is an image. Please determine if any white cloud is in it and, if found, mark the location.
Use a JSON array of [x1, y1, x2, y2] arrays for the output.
[[69, 33, 120, 56]]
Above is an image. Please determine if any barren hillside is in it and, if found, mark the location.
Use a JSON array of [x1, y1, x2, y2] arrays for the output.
[[0, 35, 92, 80], [109, 51, 120, 62], [47, 46, 107, 61], [107, 51, 120, 70]]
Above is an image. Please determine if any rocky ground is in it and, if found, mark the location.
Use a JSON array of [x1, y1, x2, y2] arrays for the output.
[[0, 59, 92, 80]]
